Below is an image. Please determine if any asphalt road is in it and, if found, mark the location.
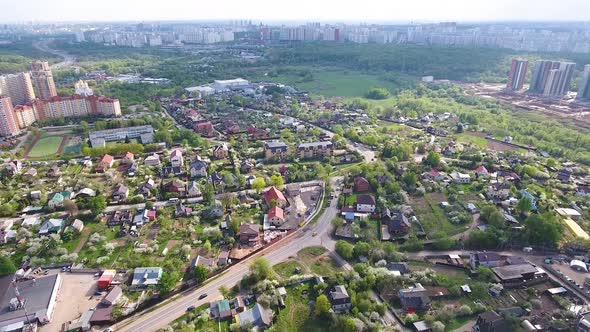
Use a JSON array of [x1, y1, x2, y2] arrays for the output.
[[32, 39, 77, 70], [114, 178, 340, 332]]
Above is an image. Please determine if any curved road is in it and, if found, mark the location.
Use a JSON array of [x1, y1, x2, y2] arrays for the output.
[[115, 178, 340, 331], [32, 38, 77, 70]]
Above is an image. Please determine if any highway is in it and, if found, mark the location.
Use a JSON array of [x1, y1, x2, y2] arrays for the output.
[[32, 38, 77, 70]]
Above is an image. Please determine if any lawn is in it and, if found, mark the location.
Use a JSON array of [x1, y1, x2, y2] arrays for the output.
[[411, 194, 466, 238], [27, 136, 64, 158], [297, 246, 340, 278], [274, 260, 306, 279], [272, 282, 330, 332], [171, 303, 231, 332], [456, 133, 488, 148], [252, 66, 411, 97]]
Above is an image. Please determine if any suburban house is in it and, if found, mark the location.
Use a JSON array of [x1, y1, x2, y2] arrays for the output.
[[576, 184, 590, 197], [520, 190, 538, 211], [212, 143, 229, 159], [189, 158, 208, 178], [473, 311, 509, 332], [240, 160, 254, 174], [264, 140, 289, 160], [164, 180, 186, 195], [326, 285, 352, 313], [556, 169, 572, 183], [296, 141, 333, 159], [144, 153, 161, 166], [121, 151, 134, 164], [137, 178, 156, 197], [5, 159, 22, 175], [267, 206, 285, 226], [210, 299, 233, 320], [475, 165, 490, 177], [421, 169, 446, 182], [112, 184, 129, 201], [108, 210, 132, 226], [95, 154, 114, 173], [68, 219, 84, 233], [382, 208, 411, 238], [187, 181, 201, 197], [355, 194, 376, 213], [354, 176, 370, 192], [161, 165, 183, 177], [39, 218, 65, 235], [470, 252, 503, 269], [487, 183, 510, 201], [23, 168, 37, 179], [192, 255, 215, 270], [239, 223, 260, 245], [450, 171, 471, 184], [47, 165, 61, 178], [398, 283, 431, 312], [193, 121, 214, 137], [218, 251, 230, 266], [236, 303, 274, 329], [264, 187, 287, 207], [170, 149, 184, 167], [130, 267, 163, 290], [47, 191, 72, 208]]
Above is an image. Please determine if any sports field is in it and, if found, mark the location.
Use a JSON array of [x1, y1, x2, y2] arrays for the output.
[[27, 136, 64, 158]]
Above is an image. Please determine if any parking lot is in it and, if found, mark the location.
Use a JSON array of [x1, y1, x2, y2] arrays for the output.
[[42, 272, 101, 332]]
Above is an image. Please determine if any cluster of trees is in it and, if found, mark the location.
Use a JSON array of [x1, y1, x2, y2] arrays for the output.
[[467, 205, 563, 249], [81, 143, 145, 157], [364, 87, 390, 100]]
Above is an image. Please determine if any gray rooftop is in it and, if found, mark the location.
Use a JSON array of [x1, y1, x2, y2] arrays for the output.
[[0, 274, 61, 328]]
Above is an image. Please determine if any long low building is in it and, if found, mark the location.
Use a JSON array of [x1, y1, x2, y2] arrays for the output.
[[0, 274, 62, 330], [89, 125, 154, 147], [492, 263, 547, 285]]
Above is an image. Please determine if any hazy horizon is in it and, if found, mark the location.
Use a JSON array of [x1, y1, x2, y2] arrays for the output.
[[2, 0, 590, 24]]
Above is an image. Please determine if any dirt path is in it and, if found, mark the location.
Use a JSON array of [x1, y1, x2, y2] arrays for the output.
[[73, 227, 92, 254], [56, 135, 69, 155], [22, 133, 40, 158]]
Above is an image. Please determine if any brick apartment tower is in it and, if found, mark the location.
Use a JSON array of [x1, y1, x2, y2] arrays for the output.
[[31, 60, 57, 99], [0, 96, 19, 136], [506, 59, 528, 91]]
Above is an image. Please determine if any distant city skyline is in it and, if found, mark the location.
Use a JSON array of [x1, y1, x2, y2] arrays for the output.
[[2, 0, 590, 23]]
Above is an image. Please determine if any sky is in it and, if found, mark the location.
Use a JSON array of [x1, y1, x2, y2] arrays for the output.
[[1, 0, 590, 23]]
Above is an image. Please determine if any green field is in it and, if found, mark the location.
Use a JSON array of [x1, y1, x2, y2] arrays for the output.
[[27, 136, 64, 158], [251, 66, 413, 97]]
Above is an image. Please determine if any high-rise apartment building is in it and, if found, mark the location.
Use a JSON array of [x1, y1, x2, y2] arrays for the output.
[[0, 72, 36, 106], [530, 60, 576, 97], [530, 60, 560, 93], [542, 62, 576, 97], [506, 59, 528, 91], [34, 95, 121, 121], [30, 60, 57, 99], [577, 64, 590, 100], [0, 96, 19, 137]]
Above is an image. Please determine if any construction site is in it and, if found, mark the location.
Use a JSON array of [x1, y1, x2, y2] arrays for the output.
[[463, 83, 590, 130]]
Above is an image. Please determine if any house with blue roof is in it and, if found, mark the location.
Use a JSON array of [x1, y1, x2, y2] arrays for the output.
[[520, 190, 537, 211], [39, 218, 65, 235]]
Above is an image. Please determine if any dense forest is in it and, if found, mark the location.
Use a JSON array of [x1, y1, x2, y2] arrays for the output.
[[265, 43, 590, 86]]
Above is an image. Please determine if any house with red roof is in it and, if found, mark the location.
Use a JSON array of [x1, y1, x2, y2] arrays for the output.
[[475, 165, 489, 177], [354, 177, 370, 192], [193, 121, 214, 137], [95, 154, 114, 173], [267, 206, 285, 226], [264, 186, 287, 207], [421, 169, 446, 182], [121, 151, 135, 164], [170, 149, 184, 167]]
